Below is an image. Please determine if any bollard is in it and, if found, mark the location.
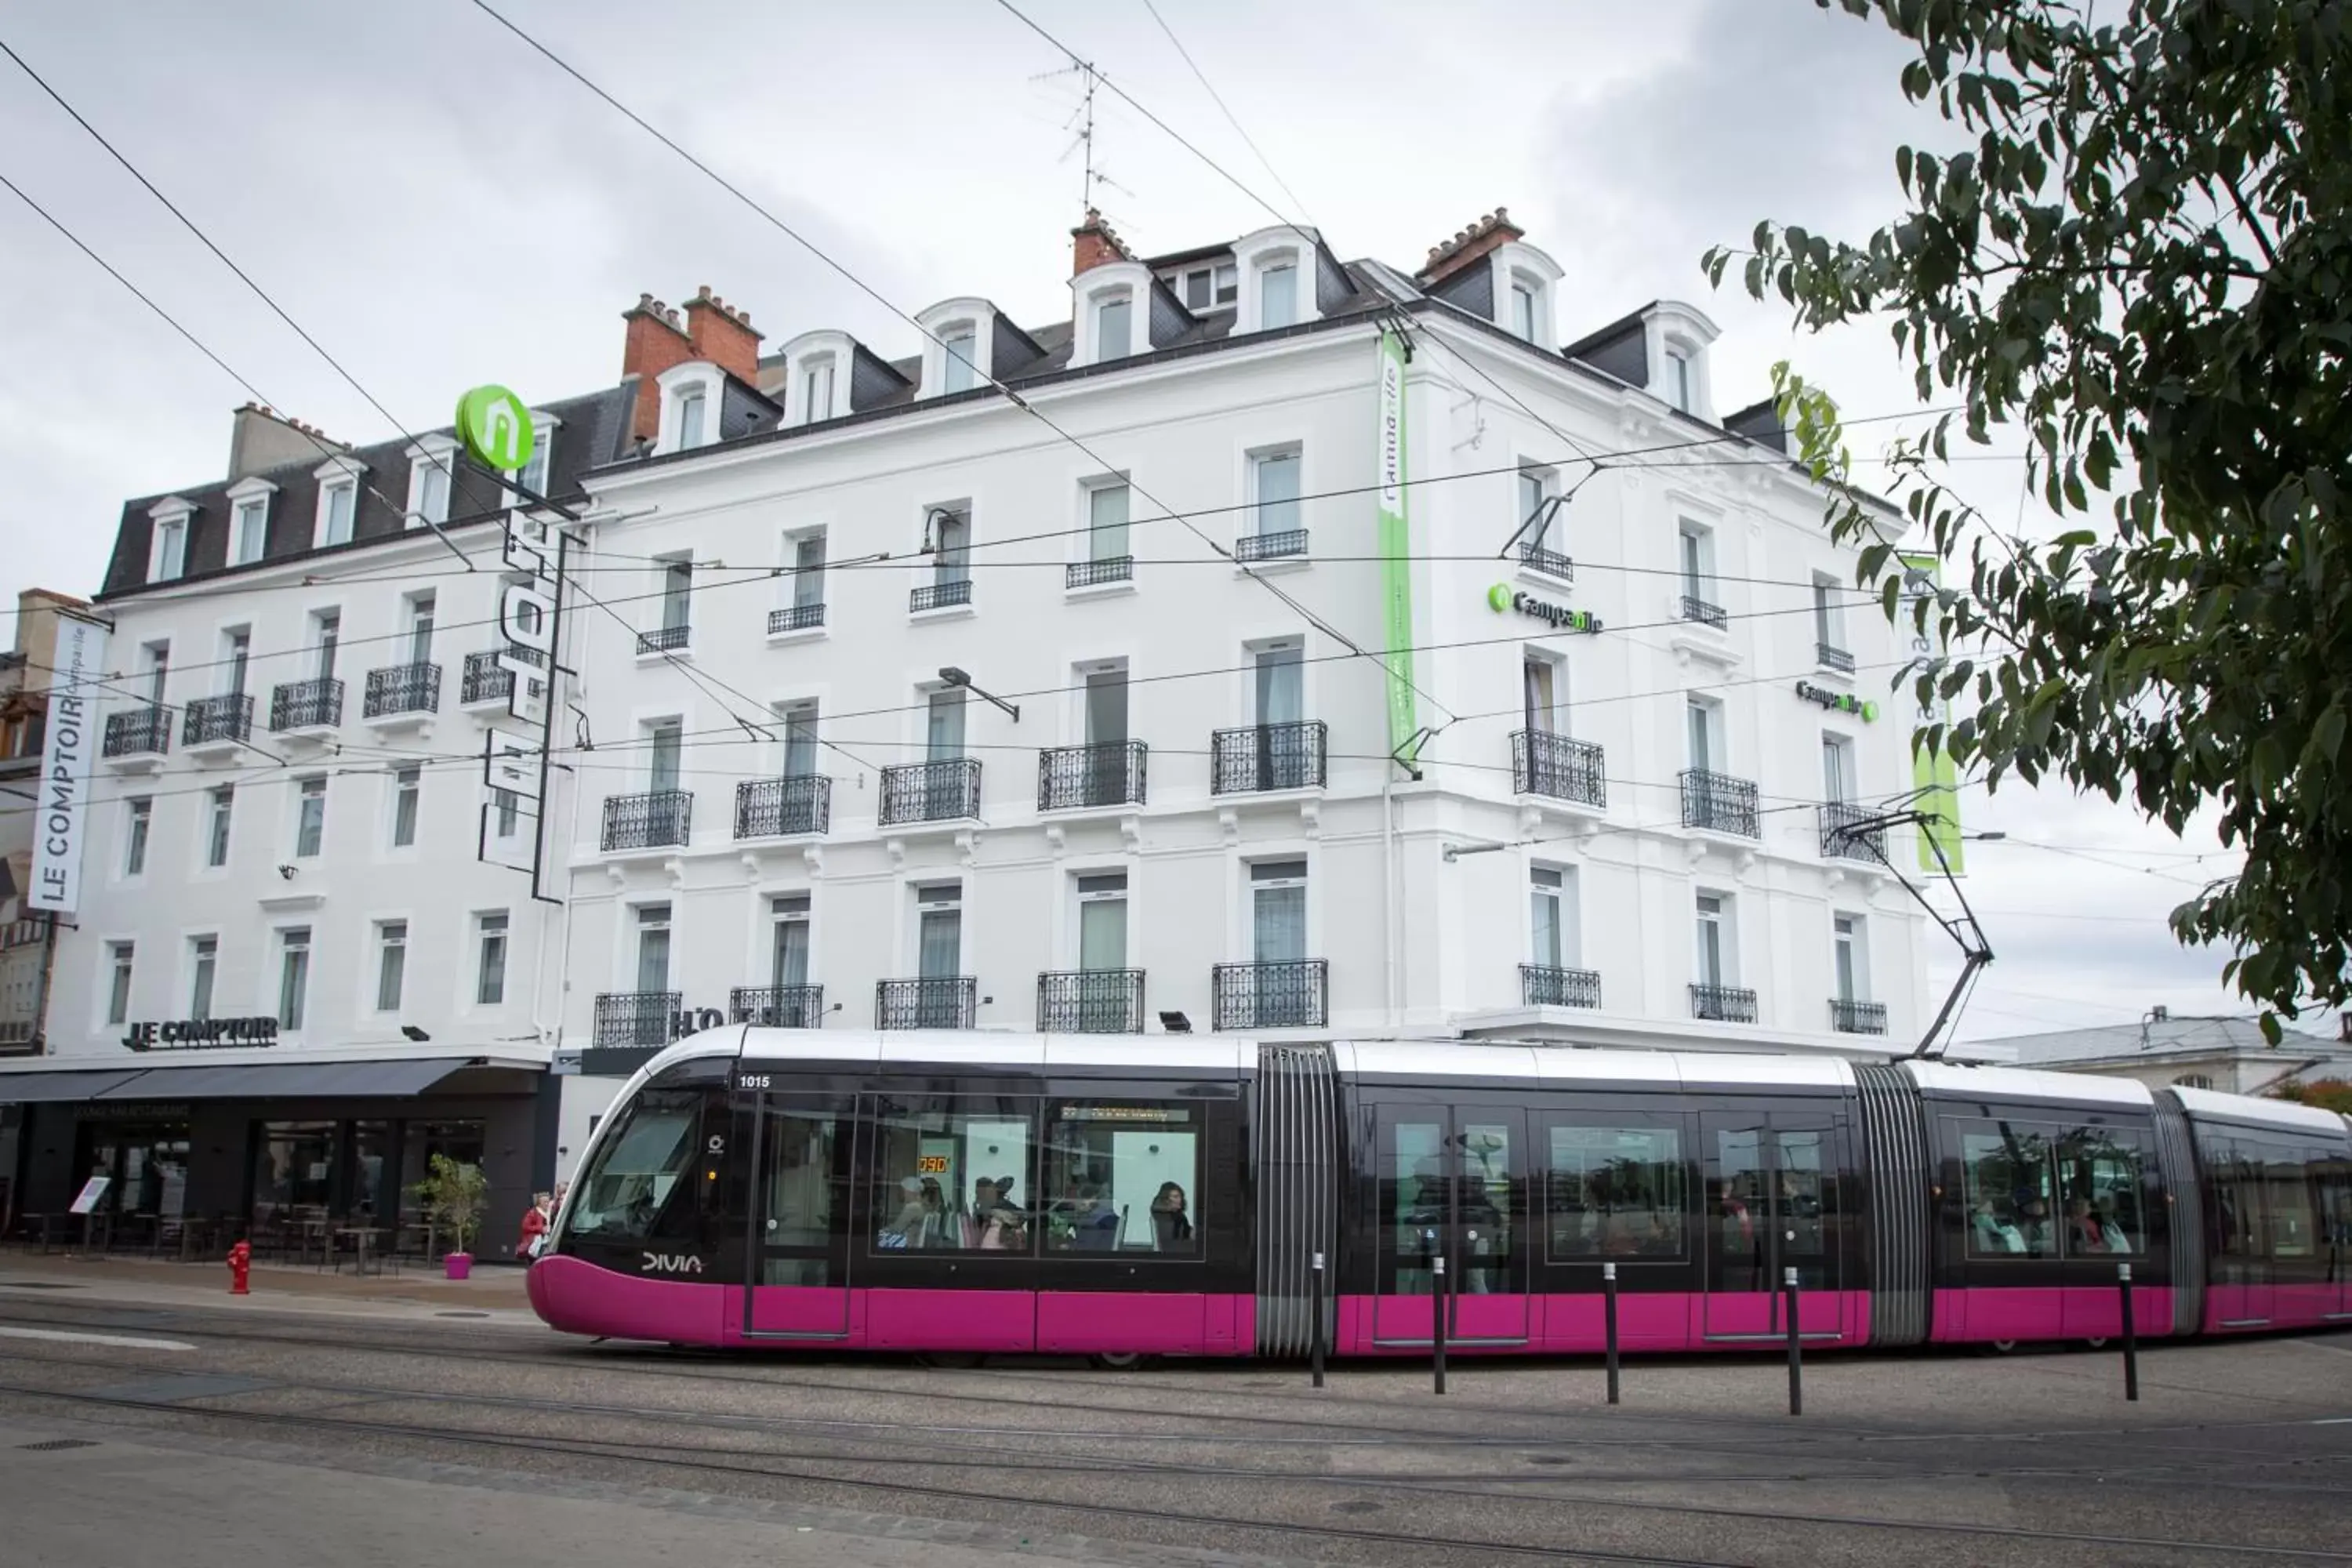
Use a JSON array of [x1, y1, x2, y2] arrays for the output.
[[1602, 1261, 1621, 1406], [227, 1240, 251, 1296], [1783, 1265, 1802, 1417], [1310, 1250, 1327, 1390], [2118, 1261, 2140, 1402], [1432, 1254, 1448, 1396]]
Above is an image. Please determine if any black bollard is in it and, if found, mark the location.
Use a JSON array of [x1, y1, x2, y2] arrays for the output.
[[1310, 1250, 1327, 1390], [2118, 1261, 2140, 1402], [1432, 1254, 1448, 1396], [1784, 1266, 1803, 1417], [1603, 1260, 1621, 1406]]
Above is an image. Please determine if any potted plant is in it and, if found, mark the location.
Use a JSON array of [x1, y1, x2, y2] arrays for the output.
[[411, 1154, 487, 1280]]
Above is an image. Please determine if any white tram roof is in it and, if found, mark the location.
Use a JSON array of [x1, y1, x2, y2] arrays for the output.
[[1904, 1059, 2154, 1109], [2169, 1083, 2352, 1134]]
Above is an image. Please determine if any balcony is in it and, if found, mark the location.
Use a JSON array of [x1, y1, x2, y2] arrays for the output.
[[181, 693, 252, 753], [1212, 959, 1328, 1030], [1234, 528, 1308, 564], [637, 623, 691, 655], [729, 984, 826, 1029], [103, 706, 172, 763], [1038, 740, 1146, 811], [1518, 539, 1574, 582], [1066, 557, 1133, 590], [1831, 998, 1889, 1036], [879, 757, 982, 826], [877, 976, 976, 1030], [1818, 800, 1887, 862], [1210, 720, 1327, 794], [1691, 983, 1759, 1024], [363, 662, 441, 721], [460, 645, 541, 708], [768, 604, 826, 636], [1680, 768, 1760, 838], [734, 775, 830, 838], [269, 676, 343, 733], [1520, 964, 1602, 1010], [1511, 731, 1606, 808], [1817, 642, 1855, 673], [910, 579, 972, 614], [1679, 593, 1728, 631], [594, 990, 681, 1047], [601, 789, 692, 851], [1037, 969, 1145, 1033]]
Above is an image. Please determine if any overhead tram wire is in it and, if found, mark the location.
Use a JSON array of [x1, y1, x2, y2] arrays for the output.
[[466, 0, 1457, 739]]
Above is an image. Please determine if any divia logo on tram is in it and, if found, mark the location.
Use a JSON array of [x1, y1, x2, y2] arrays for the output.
[[640, 1253, 704, 1276]]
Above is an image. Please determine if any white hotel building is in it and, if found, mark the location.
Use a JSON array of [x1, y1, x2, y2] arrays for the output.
[[9, 206, 1929, 1230]]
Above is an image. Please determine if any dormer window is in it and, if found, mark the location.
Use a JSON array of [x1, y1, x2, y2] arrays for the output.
[[655, 361, 724, 452], [1229, 227, 1323, 336], [405, 437, 456, 528], [516, 417, 554, 496], [224, 477, 277, 565], [797, 360, 831, 423], [147, 499, 192, 583], [915, 301, 1001, 398], [941, 327, 976, 393], [1175, 263, 1238, 310], [1095, 293, 1133, 362], [1510, 279, 1537, 341], [1258, 258, 1298, 330], [1665, 348, 1693, 413], [677, 387, 708, 445], [311, 454, 366, 548]]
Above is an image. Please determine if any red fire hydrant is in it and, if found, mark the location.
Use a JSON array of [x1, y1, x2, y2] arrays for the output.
[[227, 1240, 251, 1295]]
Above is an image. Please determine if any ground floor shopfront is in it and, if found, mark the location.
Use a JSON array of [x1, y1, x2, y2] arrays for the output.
[[0, 1055, 556, 1262]]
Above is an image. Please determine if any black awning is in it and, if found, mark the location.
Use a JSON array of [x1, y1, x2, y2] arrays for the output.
[[87, 1058, 481, 1101], [0, 1068, 152, 1103]]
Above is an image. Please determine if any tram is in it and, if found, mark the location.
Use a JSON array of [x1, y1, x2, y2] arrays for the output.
[[528, 1029, 2352, 1359]]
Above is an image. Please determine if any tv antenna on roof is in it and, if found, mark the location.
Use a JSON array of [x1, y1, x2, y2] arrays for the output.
[[1033, 59, 1134, 217]]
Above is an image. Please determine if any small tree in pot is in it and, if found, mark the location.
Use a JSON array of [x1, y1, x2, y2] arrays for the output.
[[411, 1154, 488, 1280]]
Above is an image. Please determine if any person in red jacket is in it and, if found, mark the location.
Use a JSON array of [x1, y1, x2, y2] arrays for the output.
[[518, 1191, 552, 1261]]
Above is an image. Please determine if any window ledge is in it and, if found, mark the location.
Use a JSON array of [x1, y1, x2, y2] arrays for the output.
[[765, 626, 829, 648], [1516, 561, 1576, 593], [101, 752, 166, 776], [1064, 579, 1138, 604], [1232, 557, 1312, 578], [1667, 630, 1741, 670], [908, 604, 979, 625], [634, 647, 696, 666], [257, 889, 327, 913]]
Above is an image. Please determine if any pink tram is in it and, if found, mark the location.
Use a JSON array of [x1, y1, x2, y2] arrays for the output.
[[528, 1030, 2352, 1361]]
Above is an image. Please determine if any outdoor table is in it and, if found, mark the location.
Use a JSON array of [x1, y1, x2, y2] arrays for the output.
[[335, 1227, 381, 1276]]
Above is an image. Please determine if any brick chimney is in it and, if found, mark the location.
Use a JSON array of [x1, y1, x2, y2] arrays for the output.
[[1071, 207, 1133, 278], [1415, 207, 1524, 288], [684, 284, 761, 383], [228, 401, 343, 481], [620, 294, 695, 445]]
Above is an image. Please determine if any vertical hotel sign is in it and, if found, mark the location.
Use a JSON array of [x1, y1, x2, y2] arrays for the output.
[[30, 613, 108, 914], [1375, 330, 1418, 761], [1899, 552, 1965, 873]]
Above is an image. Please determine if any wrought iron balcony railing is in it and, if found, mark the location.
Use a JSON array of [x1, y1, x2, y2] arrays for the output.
[[1037, 969, 1145, 1033], [460, 645, 541, 706], [734, 775, 830, 838], [1691, 983, 1759, 1024], [1511, 731, 1606, 808], [730, 984, 825, 1029], [363, 662, 441, 719], [768, 604, 826, 635], [637, 623, 691, 655], [1680, 768, 1760, 838], [601, 789, 692, 851], [1521, 964, 1602, 1010], [879, 757, 982, 825], [1679, 593, 1728, 630], [1818, 800, 1887, 862], [1066, 557, 1133, 590], [1212, 959, 1328, 1030], [594, 990, 681, 1047], [1831, 998, 1889, 1036], [1210, 720, 1327, 794], [1038, 740, 1146, 811], [182, 693, 252, 748], [910, 579, 972, 613], [270, 676, 343, 731], [877, 976, 977, 1030], [1234, 528, 1308, 563], [1816, 642, 1856, 673], [103, 706, 172, 758], [1518, 539, 1575, 581]]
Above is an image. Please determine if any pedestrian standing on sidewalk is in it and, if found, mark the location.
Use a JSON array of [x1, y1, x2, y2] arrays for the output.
[[519, 1192, 552, 1262]]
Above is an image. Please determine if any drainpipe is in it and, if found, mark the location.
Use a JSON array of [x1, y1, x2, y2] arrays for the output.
[[1383, 776, 1400, 1030]]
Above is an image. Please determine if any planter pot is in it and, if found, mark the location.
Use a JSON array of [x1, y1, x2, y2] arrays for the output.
[[445, 1252, 473, 1281]]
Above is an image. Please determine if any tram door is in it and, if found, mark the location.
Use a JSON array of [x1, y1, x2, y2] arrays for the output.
[[1371, 1105, 1530, 1345], [741, 1092, 855, 1339], [1701, 1112, 1847, 1341]]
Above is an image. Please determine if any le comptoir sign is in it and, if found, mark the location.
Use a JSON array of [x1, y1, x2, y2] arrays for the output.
[[1794, 681, 1878, 721], [1487, 583, 1602, 634], [121, 1017, 279, 1052]]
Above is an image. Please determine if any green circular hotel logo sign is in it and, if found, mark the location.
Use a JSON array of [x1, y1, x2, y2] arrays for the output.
[[1487, 583, 1514, 612], [455, 384, 535, 474]]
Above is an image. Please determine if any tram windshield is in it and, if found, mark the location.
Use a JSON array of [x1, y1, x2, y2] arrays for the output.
[[564, 1088, 702, 1243]]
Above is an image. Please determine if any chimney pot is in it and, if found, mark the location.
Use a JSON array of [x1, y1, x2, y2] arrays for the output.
[[696, 284, 713, 300]]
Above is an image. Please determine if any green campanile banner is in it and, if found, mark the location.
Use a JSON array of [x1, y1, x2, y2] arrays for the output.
[[1899, 551, 1965, 873], [1377, 329, 1417, 761]]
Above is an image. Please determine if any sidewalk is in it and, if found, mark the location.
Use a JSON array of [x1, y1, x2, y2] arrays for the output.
[[0, 1248, 538, 1325]]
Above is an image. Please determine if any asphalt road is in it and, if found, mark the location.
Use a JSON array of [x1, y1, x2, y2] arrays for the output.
[[0, 1281, 2348, 1567]]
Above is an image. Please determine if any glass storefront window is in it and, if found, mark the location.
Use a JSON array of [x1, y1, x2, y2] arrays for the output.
[[350, 1120, 395, 1223], [76, 1122, 192, 1218], [252, 1120, 337, 1224]]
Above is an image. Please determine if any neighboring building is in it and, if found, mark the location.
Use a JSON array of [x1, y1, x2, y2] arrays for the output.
[[552, 211, 1932, 1150], [1982, 1009, 2352, 1098]]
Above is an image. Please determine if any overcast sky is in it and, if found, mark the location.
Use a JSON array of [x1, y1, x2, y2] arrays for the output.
[[0, 0, 2276, 1041]]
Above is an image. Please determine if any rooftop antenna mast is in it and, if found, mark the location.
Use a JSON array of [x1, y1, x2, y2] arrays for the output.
[[1033, 59, 1133, 220]]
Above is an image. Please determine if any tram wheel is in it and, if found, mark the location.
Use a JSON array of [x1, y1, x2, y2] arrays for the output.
[[1984, 1338, 2021, 1355], [2081, 1337, 2110, 1350], [1090, 1352, 1152, 1371], [920, 1351, 986, 1370]]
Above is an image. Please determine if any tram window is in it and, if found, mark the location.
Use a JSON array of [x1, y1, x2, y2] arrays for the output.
[[1959, 1123, 2058, 1258], [1542, 1122, 1685, 1260], [567, 1088, 700, 1243], [2265, 1145, 2318, 1259], [1040, 1102, 1201, 1256], [2209, 1136, 2265, 1269], [867, 1099, 1035, 1254], [2056, 1127, 2149, 1255]]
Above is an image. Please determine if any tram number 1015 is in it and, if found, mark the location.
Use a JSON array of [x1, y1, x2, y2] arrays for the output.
[[735, 1073, 774, 1091]]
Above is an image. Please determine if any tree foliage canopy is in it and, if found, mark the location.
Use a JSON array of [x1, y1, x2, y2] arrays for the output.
[[1708, 0, 2352, 1031]]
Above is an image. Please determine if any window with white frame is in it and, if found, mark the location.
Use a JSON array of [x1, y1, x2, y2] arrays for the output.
[[778, 700, 819, 778], [655, 556, 693, 642], [512, 419, 554, 499], [1686, 696, 1724, 775], [1510, 278, 1539, 341], [1820, 733, 1857, 804], [228, 493, 270, 565], [1076, 871, 1128, 971], [105, 941, 135, 1026], [140, 641, 169, 707], [408, 448, 452, 528], [1832, 913, 1868, 1003], [310, 609, 340, 683], [1094, 292, 1134, 362], [634, 903, 673, 993], [787, 529, 826, 613], [930, 506, 971, 593], [771, 894, 811, 988], [1523, 652, 1566, 735], [647, 720, 684, 794], [1664, 347, 1694, 413], [189, 935, 217, 1022], [939, 326, 978, 394], [797, 357, 833, 425], [147, 503, 190, 583], [925, 687, 967, 761], [1249, 859, 1308, 963], [914, 882, 962, 978], [1258, 255, 1298, 330], [1085, 478, 1130, 564], [124, 797, 152, 877], [1812, 573, 1846, 658], [1518, 465, 1559, 561], [492, 786, 521, 846], [1677, 521, 1716, 607], [1250, 447, 1301, 541], [1252, 640, 1304, 728], [405, 593, 435, 666], [390, 765, 421, 848], [223, 628, 251, 695], [1530, 865, 1580, 970], [205, 786, 234, 869], [1694, 891, 1734, 987], [676, 383, 709, 446], [475, 912, 509, 1006], [375, 920, 408, 1012], [314, 458, 361, 548], [277, 927, 311, 1030], [293, 777, 326, 858]]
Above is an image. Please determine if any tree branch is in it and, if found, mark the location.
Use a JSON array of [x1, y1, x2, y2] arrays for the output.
[[2223, 175, 2281, 268]]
